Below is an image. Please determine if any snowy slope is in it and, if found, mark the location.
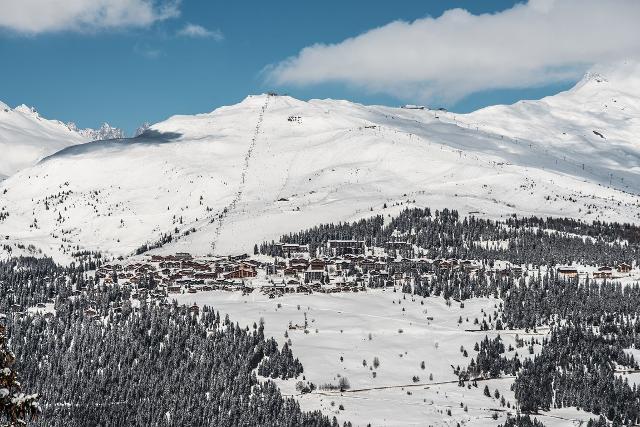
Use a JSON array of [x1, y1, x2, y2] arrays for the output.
[[0, 101, 123, 178], [462, 60, 640, 189], [174, 289, 593, 427], [1, 63, 640, 262]]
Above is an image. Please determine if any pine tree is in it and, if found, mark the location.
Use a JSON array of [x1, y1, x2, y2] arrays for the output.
[[0, 320, 40, 426]]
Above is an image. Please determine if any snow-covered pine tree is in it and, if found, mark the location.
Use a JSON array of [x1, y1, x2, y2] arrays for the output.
[[0, 319, 40, 426]]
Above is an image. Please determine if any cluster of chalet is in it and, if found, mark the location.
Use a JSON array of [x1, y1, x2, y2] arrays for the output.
[[258, 240, 514, 298], [95, 252, 267, 297], [92, 240, 637, 302], [556, 263, 632, 279], [7, 299, 56, 320]]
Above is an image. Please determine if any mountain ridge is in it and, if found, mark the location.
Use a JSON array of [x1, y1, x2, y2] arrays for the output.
[[0, 101, 126, 178], [2, 64, 640, 262]]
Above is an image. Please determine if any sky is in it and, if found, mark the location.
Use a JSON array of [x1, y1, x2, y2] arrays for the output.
[[1, 0, 639, 134]]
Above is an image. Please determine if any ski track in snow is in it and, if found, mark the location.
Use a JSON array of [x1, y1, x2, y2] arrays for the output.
[[211, 95, 270, 253]]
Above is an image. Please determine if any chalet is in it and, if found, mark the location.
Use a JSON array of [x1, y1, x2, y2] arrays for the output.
[[361, 258, 376, 270], [182, 261, 211, 271], [216, 279, 237, 287], [309, 258, 325, 270], [617, 262, 632, 273], [265, 264, 278, 275], [289, 258, 309, 272], [194, 272, 218, 280], [597, 266, 613, 278], [557, 267, 578, 278], [387, 241, 411, 250], [242, 259, 261, 268], [304, 262, 324, 283], [283, 268, 298, 276], [327, 240, 365, 256], [189, 304, 200, 315], [223, 263, 257, 279], [168, 285, 182, 293], [304, 270, 324, 283], [159, 261, 181, 269], [219, 262, 237, 273], [334, 260, 351, 272], [281, 243, 310, 256], [175, 253, 193, 260]]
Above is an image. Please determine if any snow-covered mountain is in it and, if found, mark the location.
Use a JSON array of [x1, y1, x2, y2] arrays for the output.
[[67, 122, 125, 141], [462, 60, 640, 189], [1, 63, 639, 262], [0, 102, 124, 178]]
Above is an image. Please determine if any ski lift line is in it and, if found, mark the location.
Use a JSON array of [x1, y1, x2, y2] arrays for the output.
[[379, 120, 637, 197], [150, 96, 272, 253], [147, 104, 637, 253], [436, 117, 637, 195], [448, 117, 638, 194], [211, 95, 271, 252]]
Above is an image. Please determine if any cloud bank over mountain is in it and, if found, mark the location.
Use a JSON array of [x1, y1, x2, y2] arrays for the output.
[[267, 0, 640, 104]]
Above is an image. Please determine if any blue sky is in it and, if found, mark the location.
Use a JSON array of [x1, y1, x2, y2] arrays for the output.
[[1, 0, 636, 134]]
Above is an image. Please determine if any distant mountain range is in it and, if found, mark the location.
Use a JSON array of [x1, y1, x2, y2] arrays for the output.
[[1, 61, 639, 262], [0, 102, 125, 178]]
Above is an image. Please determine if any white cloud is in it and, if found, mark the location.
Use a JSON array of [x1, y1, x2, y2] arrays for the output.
[[267, 0, 640, 103], [0, 0, 180, 34], [177, 23, 223, 40]]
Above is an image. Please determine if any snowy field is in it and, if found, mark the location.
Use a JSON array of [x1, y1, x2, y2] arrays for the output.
[[174, 289, 596, 426]]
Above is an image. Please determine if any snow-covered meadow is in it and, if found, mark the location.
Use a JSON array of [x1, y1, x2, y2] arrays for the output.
[[174, 288, 595, 426]]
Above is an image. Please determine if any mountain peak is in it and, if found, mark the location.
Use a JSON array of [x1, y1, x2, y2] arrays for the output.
[[571, 60, 640, 97], [66, 122, 125, 141], [0, 103, 126, 178], [14, 104, 39, 116]]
